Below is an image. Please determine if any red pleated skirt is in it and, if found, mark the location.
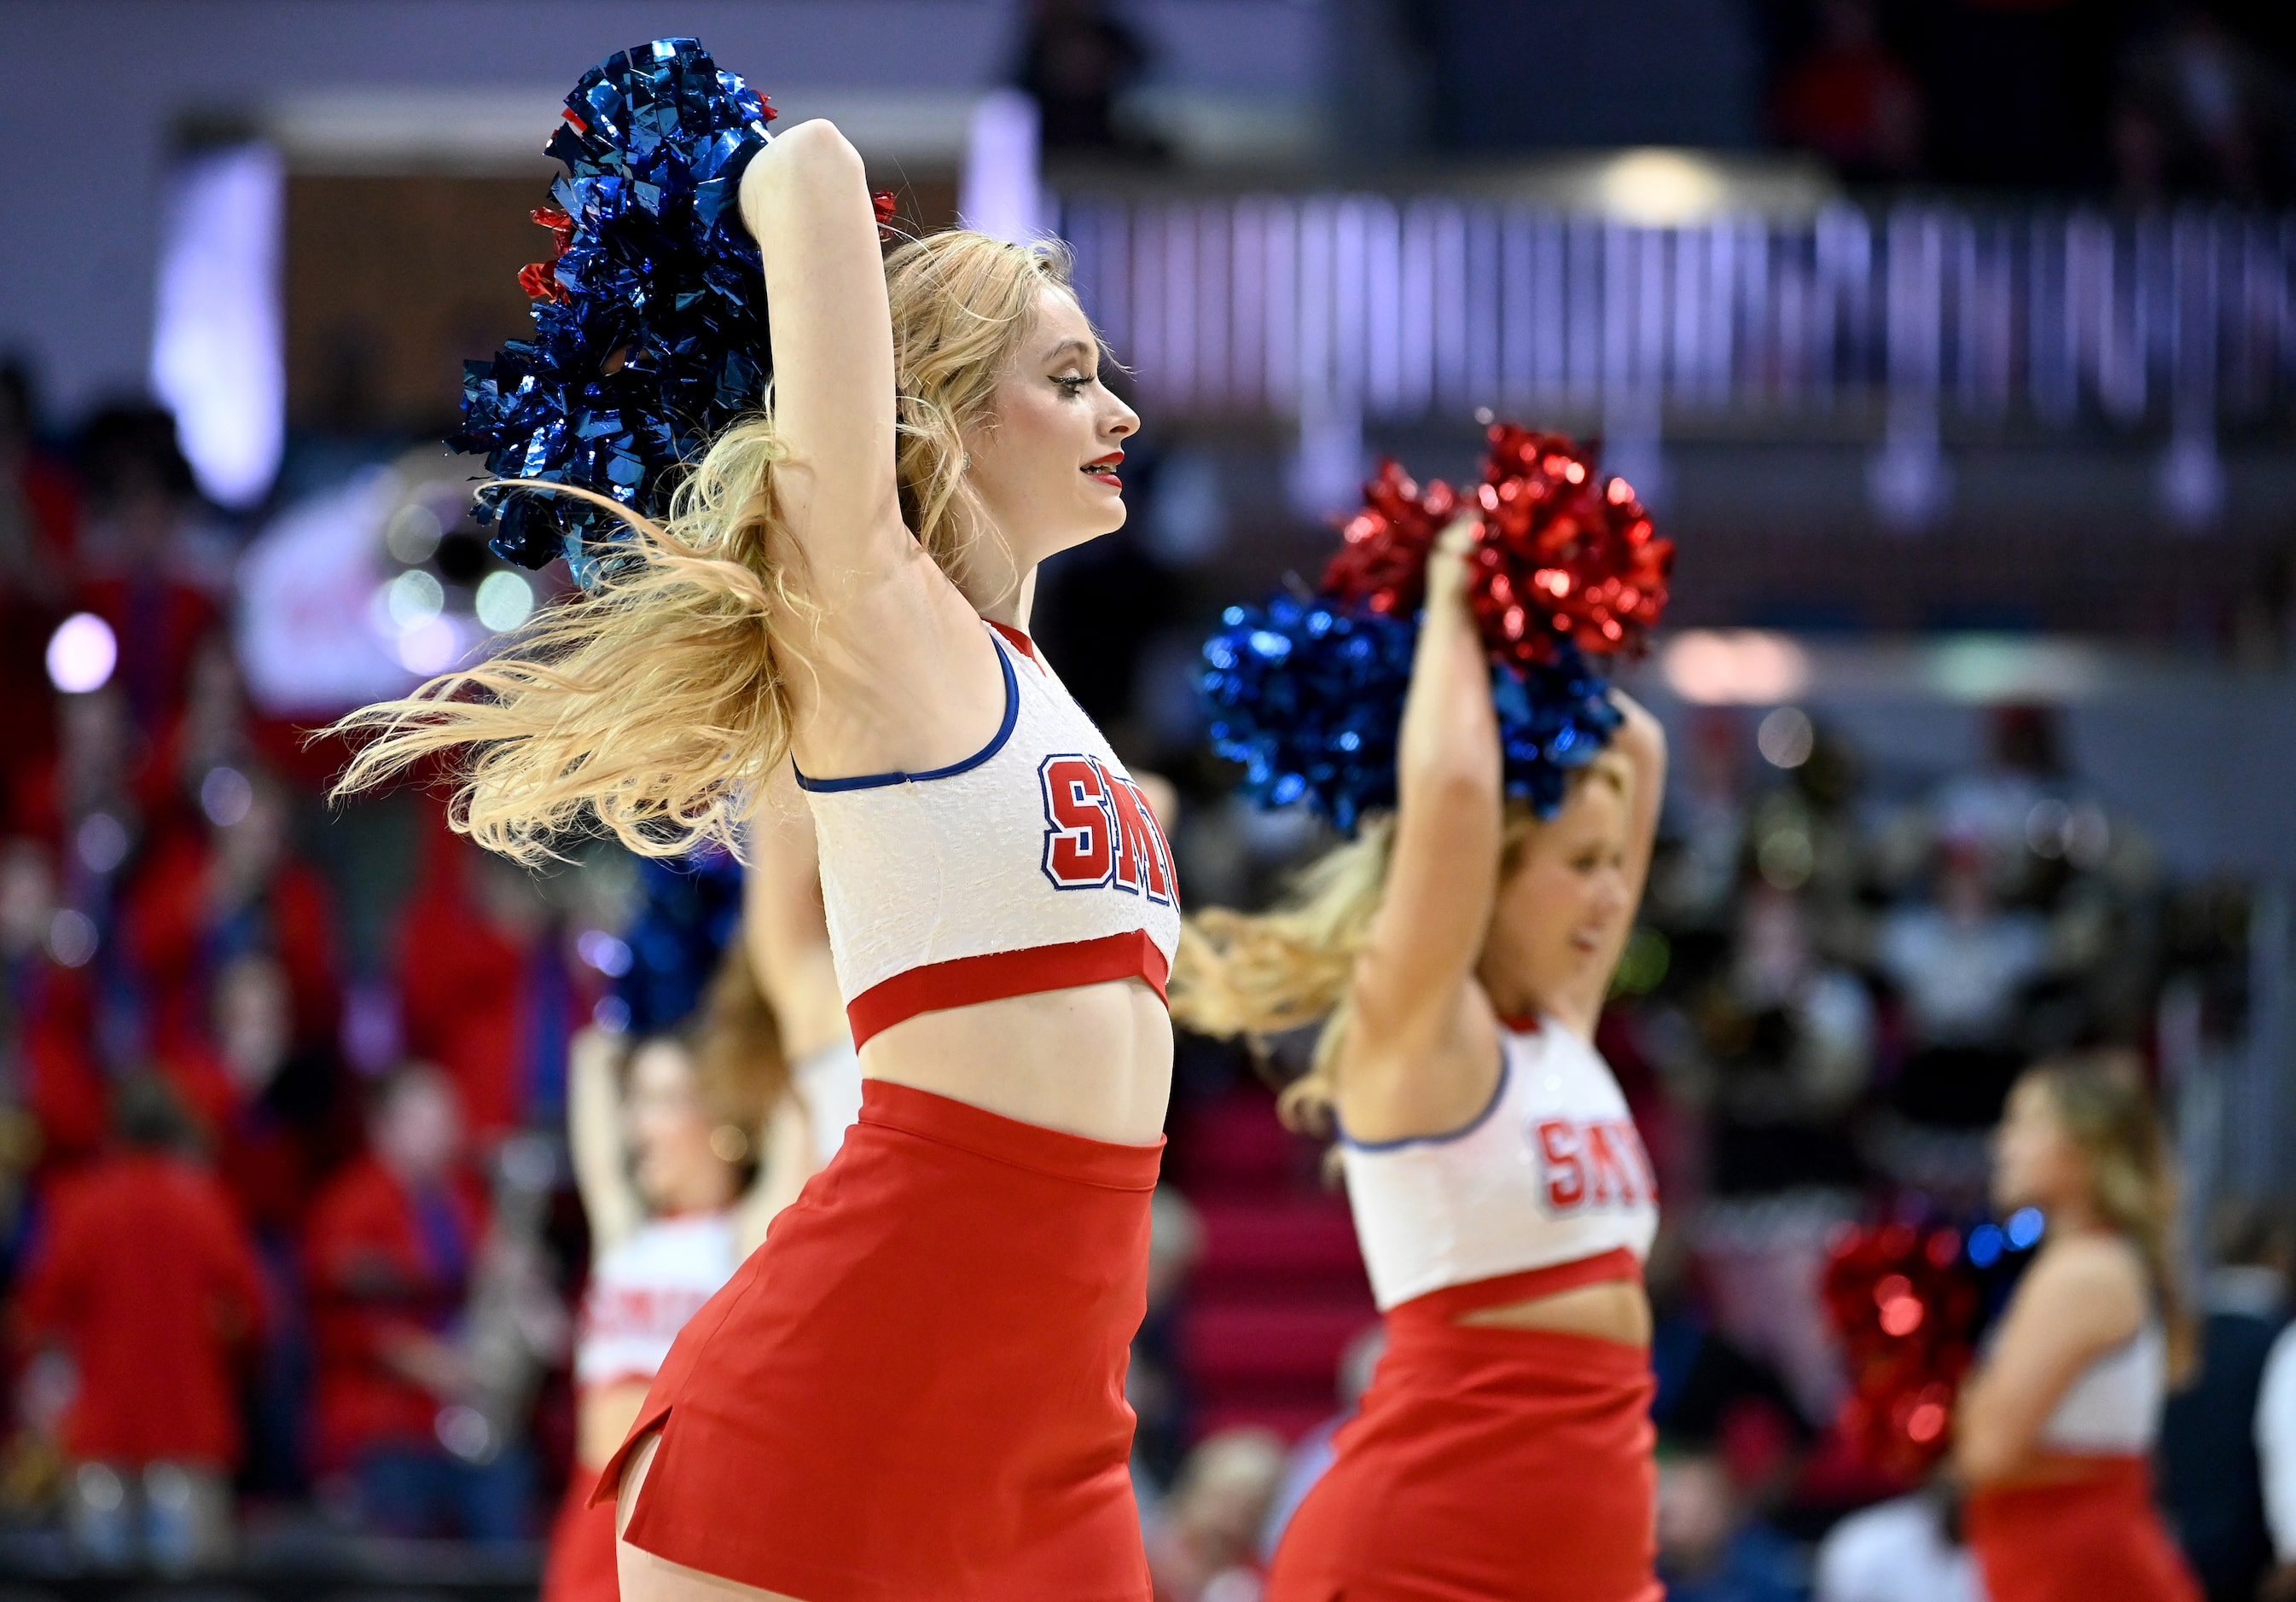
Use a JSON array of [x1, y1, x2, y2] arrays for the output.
[[1265, 1254, 1660, 1602], [596, 1077, 1162, 1602], [543, 1467, 619, 1602], [1965, 1455, 2201, 1602]]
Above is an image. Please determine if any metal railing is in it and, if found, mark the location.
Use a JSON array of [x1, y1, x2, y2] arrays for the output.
[[1057, 192, 2296, 519]]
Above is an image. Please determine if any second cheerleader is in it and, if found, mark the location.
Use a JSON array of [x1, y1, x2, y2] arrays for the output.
[[1177, 518, 1668, 1602]]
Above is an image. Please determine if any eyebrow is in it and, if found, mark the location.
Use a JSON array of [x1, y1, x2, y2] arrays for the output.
[[1043, 338, 1096, 365]]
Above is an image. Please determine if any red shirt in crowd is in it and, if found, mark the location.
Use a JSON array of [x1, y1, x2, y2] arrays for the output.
[[303, 1152, 489, 1470], [395, 845, 584, 1140], [15, 1151, 266, 1467]]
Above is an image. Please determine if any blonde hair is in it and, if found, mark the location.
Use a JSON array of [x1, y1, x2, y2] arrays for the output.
[[328, 230, 1087, 863], [2023, 1051, 2198, 1380], [1171, 752, 1631, 1131]]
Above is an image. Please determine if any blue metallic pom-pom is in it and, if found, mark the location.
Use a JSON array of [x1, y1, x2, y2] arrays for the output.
[[1200, 598, 1621, 834], [617, 845, 744, 1035], [1200, 596, 1415, 835], [1493, 641, 1624, 817], [451, 37, 775, 583]]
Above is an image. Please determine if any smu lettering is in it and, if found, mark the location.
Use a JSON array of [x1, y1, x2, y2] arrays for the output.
[[1038, 754, 1176, 904], [1533, 1117, 1657, 1213]]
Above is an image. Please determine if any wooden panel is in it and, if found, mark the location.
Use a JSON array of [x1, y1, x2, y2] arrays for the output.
[[285, 167, 960, 435]]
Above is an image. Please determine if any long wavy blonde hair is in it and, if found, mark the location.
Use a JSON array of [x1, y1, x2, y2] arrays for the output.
[[329, 230, 1087, 862], [2021, 1051, 2198, 1380], [1171, 753, 1631, 1130]]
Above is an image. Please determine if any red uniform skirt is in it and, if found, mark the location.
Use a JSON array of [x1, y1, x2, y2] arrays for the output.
[[543, 1468, 619, 1602], [1965, 1455, 2200, 1602], [1265, 1252, 1660, 1602], [595, 1077, 1161, 1602]]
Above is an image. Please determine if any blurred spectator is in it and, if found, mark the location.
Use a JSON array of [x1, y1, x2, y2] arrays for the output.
[[1771, 0, 1924, 178], [396, 831, 588, 1141], [1258, 1323, 1384, 1559], [0, 836, 106, 1171], [2116, 7, 2296, 204], [1649, 1228, 1818, 1500], [2161, 1200, 2290, 1602], [124, 765, 340, 1072], [305, 1065, 526, 1541], [1874, 839, 2053, 1129], [15, 1073, 265, 1572], [69, 405, 230, 740], [1147, 1426, 1287, 1602], [1813, 1482, 1984, 1602], [1016, 0, 1160, 158], [1656, 1448, 1806, 1602], [1700, 881, 1875, 1198]]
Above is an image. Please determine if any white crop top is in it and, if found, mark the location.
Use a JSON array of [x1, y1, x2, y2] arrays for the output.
[[576, 1210, 740, 1390], [1338, 1017, 1660, 1311], [2037, 1319, 2165, 1454], [797, 623, 1181, 1047]]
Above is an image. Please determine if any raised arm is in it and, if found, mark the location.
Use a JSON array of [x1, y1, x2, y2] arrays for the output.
[[567, 1026, 642, 1257], [743, 767, 846, 1064], [737, 122, 904, 583], [1342, 520, 1505, 1112], [1545, 690, 1666, 1036]]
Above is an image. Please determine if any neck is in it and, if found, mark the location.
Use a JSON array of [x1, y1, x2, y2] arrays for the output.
[[966, 563, 1038, 631]]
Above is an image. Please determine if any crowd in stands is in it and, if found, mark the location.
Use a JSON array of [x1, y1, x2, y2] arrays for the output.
[[0, 365, 2287, 1602]]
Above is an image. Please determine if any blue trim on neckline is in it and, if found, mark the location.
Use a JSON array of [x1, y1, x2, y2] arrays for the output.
[[792, 626, 1020, 793], [1337, 1040, 1512, 1152]]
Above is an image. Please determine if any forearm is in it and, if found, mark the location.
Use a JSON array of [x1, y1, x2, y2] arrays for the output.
[[1396, 540, 1501, 814], [567, 1028, 640, 1253]]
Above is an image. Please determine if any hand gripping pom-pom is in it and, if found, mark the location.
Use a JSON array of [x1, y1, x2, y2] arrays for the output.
[[451, 38, 778, 583], [1468, 425, 1674, 666], [1320, 460, 1460, 618], [1821, 1221, 1983, 1480]]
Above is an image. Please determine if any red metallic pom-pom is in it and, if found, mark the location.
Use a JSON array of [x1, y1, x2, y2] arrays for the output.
[[1821, 1222, 1981, 1480], [871, 189, 900, 244], [518, 206, 578, 303], [1467, 425, 1673, 666], [1321, 459, 1462, 618]]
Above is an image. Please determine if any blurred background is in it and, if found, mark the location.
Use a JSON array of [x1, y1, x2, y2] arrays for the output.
[[3, 0, 2296, 1598]]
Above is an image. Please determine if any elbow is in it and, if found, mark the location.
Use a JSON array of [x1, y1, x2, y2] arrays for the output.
[[1951, 1423, 2019, 1489], [755, 119, 864, 189]]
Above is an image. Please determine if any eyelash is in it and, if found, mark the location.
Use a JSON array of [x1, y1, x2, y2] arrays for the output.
[[1055, 374, 1091, 396]]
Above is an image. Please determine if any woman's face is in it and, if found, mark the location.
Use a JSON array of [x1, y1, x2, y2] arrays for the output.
[[1479, 779, 1633, 1014], [626, 1041, 737, 1216], [1992, 1074, 2088, 1216], [962, 286, 1139, 582]]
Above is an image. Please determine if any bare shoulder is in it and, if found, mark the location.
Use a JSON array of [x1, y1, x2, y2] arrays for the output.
[[2014, 1233, 2148, 1330]]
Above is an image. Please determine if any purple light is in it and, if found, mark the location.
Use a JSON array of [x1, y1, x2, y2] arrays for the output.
[[46, 613, 117, 694]]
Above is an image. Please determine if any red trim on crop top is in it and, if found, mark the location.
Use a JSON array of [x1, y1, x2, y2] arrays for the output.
[[845, 929, 1171, 1048], [985, 619, 1039, 665]]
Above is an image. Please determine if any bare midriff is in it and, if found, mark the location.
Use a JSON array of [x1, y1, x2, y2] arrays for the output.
[[1456, 1277, 1654, 1347], [857, 976, 1174, 1146]]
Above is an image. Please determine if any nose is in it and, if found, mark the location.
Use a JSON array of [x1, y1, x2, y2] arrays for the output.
[[1103, 392, 1139, 440]]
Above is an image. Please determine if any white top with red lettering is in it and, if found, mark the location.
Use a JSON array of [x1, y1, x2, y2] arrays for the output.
[[796, 621, 1181, 1048], [574, 1210, 739, 1390], [1337, 1015, 1660, 1311]]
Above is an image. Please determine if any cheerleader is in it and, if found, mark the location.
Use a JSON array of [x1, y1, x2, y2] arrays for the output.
[[541, 786, 855, 1602], [1956, 1053, 2201, 1602], [334, 106, 1176, 1601], [1176, 519, 1669, 1601]]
